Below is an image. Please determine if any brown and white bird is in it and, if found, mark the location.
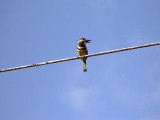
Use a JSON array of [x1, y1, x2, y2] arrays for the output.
[[77, 38, 91, 72]]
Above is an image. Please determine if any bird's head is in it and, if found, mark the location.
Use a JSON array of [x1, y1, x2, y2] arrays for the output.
[[78, 38, 91, 45]]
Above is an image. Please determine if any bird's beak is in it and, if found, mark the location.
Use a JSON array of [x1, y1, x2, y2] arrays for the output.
[[86, 40, 91, 43]]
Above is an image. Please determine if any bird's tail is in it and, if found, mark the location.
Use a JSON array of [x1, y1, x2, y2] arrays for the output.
[[82, 59, 87, 72]]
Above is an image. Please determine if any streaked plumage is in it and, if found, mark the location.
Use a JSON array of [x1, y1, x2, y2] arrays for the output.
[[77, 38, 91, 72]]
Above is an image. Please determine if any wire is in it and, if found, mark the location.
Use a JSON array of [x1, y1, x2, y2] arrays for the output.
[[0, 42, 160, 73]]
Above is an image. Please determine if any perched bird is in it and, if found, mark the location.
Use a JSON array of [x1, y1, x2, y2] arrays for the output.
[[77, 38, 91, 72]]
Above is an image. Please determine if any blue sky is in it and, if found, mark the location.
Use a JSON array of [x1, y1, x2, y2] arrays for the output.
[[0, 0, 160, 120]]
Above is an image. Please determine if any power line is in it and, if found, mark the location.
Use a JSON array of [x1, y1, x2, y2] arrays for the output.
[[0, 42, 160, 73]]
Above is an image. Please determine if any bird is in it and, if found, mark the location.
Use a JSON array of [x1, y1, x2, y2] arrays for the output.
[[77, 38, 91, 72]]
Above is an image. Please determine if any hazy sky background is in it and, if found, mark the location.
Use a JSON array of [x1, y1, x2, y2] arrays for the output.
[[0, 0, 160, 120]]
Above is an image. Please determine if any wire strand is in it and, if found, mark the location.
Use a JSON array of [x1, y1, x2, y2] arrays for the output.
[[0, 42, 160, 73]]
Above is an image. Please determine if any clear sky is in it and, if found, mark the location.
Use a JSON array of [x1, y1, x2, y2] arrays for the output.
[[0, 0, 160, 120]]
